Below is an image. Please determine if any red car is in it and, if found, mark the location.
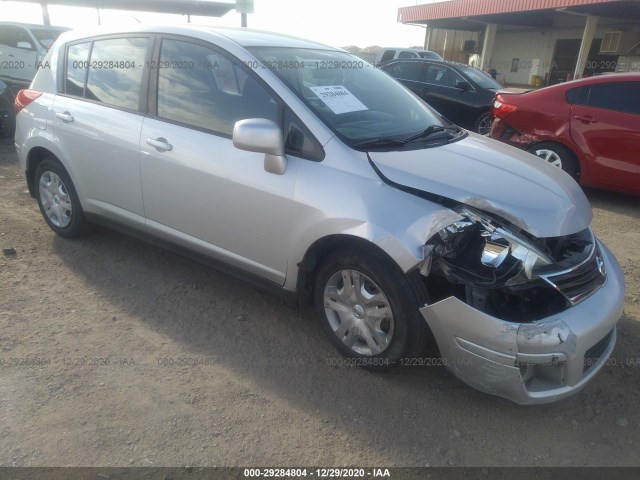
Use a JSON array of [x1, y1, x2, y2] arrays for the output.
[[490, 74, 640, 195]]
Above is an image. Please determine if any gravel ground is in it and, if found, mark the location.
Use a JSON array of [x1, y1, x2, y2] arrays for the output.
[[1, 141, 639, 467]]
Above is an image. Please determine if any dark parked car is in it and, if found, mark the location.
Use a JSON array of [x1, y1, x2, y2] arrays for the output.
[[0, 79, 15, 138], [381, 59, 502, 135], [490, 74, 640, 195]]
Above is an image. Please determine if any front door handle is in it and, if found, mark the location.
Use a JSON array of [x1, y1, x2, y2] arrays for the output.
[[55, 112, 74, 122], [574, 115, 597, 124], [146, 137, 173, 152]]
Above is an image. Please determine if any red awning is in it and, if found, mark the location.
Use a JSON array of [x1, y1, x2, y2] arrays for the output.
[[399, 0, 625, 23]]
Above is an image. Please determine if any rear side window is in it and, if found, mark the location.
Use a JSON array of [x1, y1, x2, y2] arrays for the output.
[[584, 83, 640, 115], [156, 38, 278, 135], [64, 37, 149, 111]]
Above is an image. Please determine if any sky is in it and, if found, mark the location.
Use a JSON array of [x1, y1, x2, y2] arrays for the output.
[[0, 0, 437, 48]]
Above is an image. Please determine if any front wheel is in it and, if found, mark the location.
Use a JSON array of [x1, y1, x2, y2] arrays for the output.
[[314, 247, 427, 369]]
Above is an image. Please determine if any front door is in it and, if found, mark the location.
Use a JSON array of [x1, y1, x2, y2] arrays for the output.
[[140, 37, 296, 284]]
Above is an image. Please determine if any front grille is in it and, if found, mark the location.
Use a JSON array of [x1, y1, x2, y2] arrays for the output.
[[539, 244, 606, 305], [583, 329, 614, 373]]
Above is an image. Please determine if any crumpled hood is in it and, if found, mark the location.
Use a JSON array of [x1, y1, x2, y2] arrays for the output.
[[368, 133, 592, 238]]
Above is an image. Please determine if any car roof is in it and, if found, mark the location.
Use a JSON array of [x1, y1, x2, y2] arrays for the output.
[[0, 21, 69, 30], [53, 24, 340, 51], [382, 58, 469, 70], [559, 72, 640, 86]]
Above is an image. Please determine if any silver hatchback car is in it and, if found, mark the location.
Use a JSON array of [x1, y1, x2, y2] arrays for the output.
[[14, 25, 624, 404]]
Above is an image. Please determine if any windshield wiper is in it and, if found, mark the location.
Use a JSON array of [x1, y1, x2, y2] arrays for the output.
[[352, 138, 408, 150], [353, 125, 463, 150], [402, 125, 460, 143]]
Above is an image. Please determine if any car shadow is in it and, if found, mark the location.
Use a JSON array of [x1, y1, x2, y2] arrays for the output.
[[51, 225, 640, 466], [585, 187, 640, 221]]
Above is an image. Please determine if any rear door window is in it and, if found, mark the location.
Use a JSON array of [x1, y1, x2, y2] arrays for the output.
[[85, 38, 148, 110], [585, 83, 640, 115], [64, 36, 149, 111], [65, 42, 90, 96]]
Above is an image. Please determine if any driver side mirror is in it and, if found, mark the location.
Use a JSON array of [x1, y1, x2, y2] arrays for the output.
[[233, 118, 287, 175], [455, 80, 472, 91], [16, 41, 34, 50]]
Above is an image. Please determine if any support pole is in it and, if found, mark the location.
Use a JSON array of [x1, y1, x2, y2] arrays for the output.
[[574, 16, 598, 79], [41, 1, 51, 25], [480, 23, 497, 70], [423, 27, 433, 51]]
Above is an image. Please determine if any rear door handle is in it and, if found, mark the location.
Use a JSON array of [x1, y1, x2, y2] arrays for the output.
[[55, 112, 74, 122], [574, 115, 597, 124], [146, 137, 173, 152]]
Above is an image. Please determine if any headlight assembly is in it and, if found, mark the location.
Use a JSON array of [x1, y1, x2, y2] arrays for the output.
[[431, 207, 554, 286], [422, 208, 598, 322]]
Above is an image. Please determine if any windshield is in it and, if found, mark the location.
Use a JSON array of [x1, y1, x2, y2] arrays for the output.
[[459, 65, 502, 90], [248, 47, 445, 148], [31, 28, 67, 49]]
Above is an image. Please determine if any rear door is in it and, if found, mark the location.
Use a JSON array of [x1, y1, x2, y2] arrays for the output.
[[139, 37, 298, 284], [52, 35, 151, 228], [569, 81, 640, 191]]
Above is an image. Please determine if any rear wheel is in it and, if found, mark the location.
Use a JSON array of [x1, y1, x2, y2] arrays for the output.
[[35, 158, 87, 238], [314, 247, 427, 369], [527, 142, 579, 180]]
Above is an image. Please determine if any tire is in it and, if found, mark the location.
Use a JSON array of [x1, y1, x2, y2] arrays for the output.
[[473, 112, 492, 135], [314, 246, 428, 370], [527, 142, 579, 180], [34, 158, 88, 238]]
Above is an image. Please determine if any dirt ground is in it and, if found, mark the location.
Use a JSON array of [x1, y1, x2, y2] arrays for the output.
[[1, 141, 639, 468]]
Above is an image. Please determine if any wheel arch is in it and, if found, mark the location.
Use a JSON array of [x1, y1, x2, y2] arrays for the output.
[[528, 139, 586, 181], [25, 146, 61, 198], [295, 233, 426, 309]]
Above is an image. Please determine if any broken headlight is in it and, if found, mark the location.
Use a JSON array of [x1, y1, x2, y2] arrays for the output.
[[429, 208, 553, 287], [422, 208, 593, 321]]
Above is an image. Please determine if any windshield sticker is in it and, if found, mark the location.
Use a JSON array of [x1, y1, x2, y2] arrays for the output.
[[309, 86, 368, 114]]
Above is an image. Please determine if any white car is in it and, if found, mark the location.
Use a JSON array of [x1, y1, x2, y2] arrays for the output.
[[374, 47, 442, 66], [14, 25, 624, 404], [0, 22, 69, 87]]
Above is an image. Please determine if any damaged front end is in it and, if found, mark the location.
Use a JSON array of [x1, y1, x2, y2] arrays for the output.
[[418, 207, 624, 404]]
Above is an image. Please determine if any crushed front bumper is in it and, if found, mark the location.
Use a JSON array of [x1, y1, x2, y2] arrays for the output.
[[420, 243, 624, 405]]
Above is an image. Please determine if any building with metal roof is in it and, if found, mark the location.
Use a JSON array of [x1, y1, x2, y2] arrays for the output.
[[398, 0, 640, 86]]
